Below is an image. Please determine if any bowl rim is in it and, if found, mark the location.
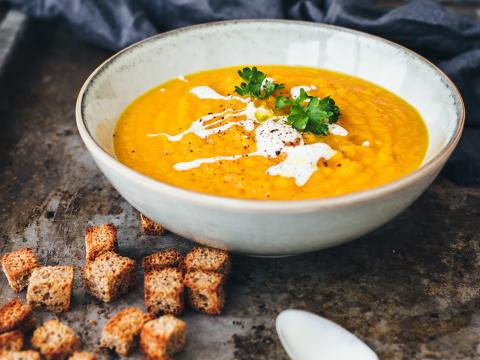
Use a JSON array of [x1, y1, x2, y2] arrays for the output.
[[76, 19, 465, 211]]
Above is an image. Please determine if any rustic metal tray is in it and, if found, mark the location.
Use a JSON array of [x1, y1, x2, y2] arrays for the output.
[[1, 7, 480, 359]]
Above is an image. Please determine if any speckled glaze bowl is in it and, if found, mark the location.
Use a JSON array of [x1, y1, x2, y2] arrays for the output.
[[76, 20, 464, 256]]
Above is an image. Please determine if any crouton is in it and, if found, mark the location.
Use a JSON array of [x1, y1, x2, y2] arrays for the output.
[[140, 315, 186, 360], [0, 330, 23, 352], [0, 298, 35, 334], [85, 224, 117, 262], [31, 319, 80, 360], [185, 247, 230, 276], [82, 252, 135, 303], [1, 248, 40, 292], [100, 307, 153, 356], [144, 268, 184, 316], [141, 249, 184, 272], [184, 270, 225, 315], [0, 351, 40, 360], [68, 352, 96, 360], [26, 266, 74, 313], [140, 214, 167, 236]]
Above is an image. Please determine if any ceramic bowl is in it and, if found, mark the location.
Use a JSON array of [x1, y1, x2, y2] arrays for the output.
[[76, 20, 464, 256]]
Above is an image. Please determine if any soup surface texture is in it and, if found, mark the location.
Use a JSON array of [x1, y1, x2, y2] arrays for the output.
[[114, 66, 428, 200]]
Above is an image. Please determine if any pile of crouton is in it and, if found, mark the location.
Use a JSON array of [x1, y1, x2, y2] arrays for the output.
[[0, 214, 231, 359]]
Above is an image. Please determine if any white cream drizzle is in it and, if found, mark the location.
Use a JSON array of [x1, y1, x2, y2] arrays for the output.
[[147, 86, 254, 140], [255, 118, 304, 157], [177, 75, 188, 82], [174, 154, 244, 171], [173, 118, 302, 170], [261, 77, 274, 90], [267, 143, 336, 186], [173, 118, 336, 186], [328, 123, 348, 136], [189, 86, 248, 103], [290, 85, 317, 99], [148, 85, 345, 186]]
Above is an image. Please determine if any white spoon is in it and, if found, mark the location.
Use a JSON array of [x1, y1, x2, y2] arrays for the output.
[[276, 309, 378, 360]]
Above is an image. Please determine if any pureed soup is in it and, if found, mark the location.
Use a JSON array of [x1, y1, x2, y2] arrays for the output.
[[114, 66, 428, 200]]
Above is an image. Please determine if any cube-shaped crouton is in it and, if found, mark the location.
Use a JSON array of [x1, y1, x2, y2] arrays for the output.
[[31, 320, 80, 360], [26, 266, 74, 313], [0, 330, 24, 352], [1, 248, 40, 292], [140, 214, 167, 236], [100, 307, 153, 356], [141, 249, 183, 272], [185, 247, 230, 276], [85, 224, 117, 262], [0, 298, 35, 333], [0, 351, 40, 360], [184, 270, 225, 315], [82, 252, 135, 303], [144, 268, 184, 316], [140, 315, 186, 360], [68, 352, 96, 360]]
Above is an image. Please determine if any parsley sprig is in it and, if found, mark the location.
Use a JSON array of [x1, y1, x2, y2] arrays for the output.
[[275, 88, 340, 135], [233, 67, 341, 135], [234, 67, 284, 99]]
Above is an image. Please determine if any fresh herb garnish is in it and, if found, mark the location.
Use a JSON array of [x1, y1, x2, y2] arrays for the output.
[[275, 88, 340, 135], [234, 67, 284, 99]]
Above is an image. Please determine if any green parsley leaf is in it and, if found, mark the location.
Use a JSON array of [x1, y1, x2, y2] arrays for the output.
[[234, 67, 284, 99], [275, 88, 340, 135]]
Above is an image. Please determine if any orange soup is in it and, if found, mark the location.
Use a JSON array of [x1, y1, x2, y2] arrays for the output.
[[114, 65, 428, 200]]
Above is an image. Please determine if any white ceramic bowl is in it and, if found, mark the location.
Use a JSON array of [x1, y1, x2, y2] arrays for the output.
[[76, 20, 464, 256]]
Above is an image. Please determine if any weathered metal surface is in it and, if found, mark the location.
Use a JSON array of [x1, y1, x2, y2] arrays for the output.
[[1, 17, 480, 360]]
